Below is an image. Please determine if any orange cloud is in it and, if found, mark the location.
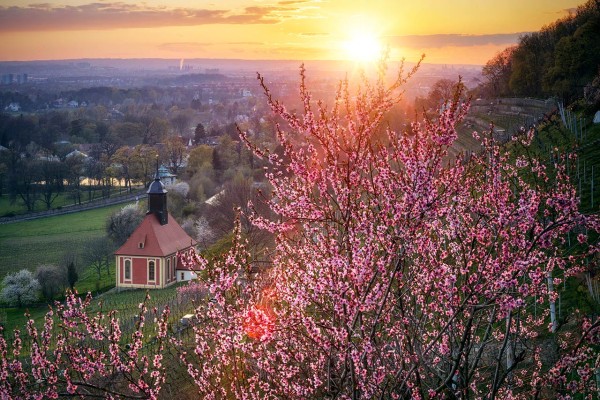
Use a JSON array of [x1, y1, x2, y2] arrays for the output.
[[0, 3, 297, 32], [386, 33, 526, 49]]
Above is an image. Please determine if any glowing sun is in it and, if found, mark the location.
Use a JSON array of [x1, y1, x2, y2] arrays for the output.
[[343, 32, 383, 62]]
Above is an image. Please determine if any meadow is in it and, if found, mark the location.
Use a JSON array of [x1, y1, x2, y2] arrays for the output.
[[0, 185, 143, 217], [0, 202, 132, 332], [0, 198, 205, 335], [0, 203, 128, 279]]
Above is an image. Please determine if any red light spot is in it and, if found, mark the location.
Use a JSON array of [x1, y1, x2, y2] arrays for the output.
[[243, 307, 275, 341]]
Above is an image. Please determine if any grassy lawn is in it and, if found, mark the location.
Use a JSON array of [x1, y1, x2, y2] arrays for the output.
[[0, 192, 86, 216], [76, 261, 117, 295], [0, 306, 49, 335], [0, 203, 129, 332], [0, 186, 143, 217], [0, 203, 133, 280], [0, 195, 24, 216]]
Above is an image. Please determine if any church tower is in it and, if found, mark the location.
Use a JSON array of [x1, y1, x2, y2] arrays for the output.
[[147, 166, 168, 225], [115, 162, 198, 290]]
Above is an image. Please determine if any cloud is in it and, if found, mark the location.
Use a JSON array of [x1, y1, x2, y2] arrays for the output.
[[158, 41, 265, 53], [0, 3, 298, 32], [298, 32, 329, 37], [278, 0, 311, 4], [561, 8, 577, 14], [386, 33, 526, 49], [157, 42, 209, 53]]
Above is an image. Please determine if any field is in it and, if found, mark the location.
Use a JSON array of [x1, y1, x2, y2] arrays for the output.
[[0, 201, 142, 332], [0, 203, 132, 279], [0, 192, 90, 217], [0, 197, 202, 336], [0, 186, 140, 217]]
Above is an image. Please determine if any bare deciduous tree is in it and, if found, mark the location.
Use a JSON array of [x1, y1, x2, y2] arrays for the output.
[[84, 237, 115, 280], [35, 264, 66, 302], [106, 203, 144, 246]]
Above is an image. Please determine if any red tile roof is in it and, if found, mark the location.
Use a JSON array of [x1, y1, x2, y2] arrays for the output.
[[114, 212, 197, 257]]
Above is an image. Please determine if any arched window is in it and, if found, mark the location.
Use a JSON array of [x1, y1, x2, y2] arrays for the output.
[[124, 259, 131, 280], [148, 261, 155, 281]]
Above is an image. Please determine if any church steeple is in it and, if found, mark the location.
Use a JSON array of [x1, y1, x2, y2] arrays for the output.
[[147, 159, 168, 225]]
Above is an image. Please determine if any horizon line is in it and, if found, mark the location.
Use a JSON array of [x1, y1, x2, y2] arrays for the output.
[[0, 57, 483, 67]]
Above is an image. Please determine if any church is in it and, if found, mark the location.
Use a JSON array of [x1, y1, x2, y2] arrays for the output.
[[114, 172, 197, 289]]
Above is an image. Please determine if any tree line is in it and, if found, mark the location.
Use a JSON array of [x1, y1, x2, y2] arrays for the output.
[[480, 0, 600, 104]]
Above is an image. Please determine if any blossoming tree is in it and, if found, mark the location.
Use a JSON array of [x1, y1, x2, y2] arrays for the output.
[[1, 61, 598, 399], [0, 293, 169, 399], [179, 62, 599, 399]]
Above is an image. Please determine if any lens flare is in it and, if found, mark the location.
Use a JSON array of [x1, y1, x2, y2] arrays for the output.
[[343, 32, 382, 63]]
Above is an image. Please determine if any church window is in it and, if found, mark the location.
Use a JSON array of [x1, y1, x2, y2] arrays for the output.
[[124, 259, 131, 280], [167, 259, 171, 281], [148, 261, 155, 281]]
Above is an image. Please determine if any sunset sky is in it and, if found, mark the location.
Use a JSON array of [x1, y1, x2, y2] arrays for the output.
[[0, 0, 584, 65]]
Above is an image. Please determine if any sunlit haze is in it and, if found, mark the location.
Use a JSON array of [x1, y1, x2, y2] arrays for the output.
[[0, 0, 584, 64]]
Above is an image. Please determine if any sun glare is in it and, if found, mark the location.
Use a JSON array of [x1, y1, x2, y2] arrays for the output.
[[343, 32, 383, 63]]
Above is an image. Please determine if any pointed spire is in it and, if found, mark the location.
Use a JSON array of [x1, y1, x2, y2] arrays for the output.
[[147, 155, 168, 225], [155, 155, 160, 180]]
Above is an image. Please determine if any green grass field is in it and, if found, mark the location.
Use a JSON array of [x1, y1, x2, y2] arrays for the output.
[[0, 186, 143, 217], [0, 203, 129, 279], [0, 202, 140, 332], [0, 192, 89, 216]]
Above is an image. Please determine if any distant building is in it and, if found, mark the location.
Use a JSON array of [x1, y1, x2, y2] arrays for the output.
[[199, 136, 220, 147], [65, 149, 89, 160], [76, 143, 94, 154], [110, 108, 125, 119], [1, 74, 13, 85], [2, 74, 27, 85], [234, 114, 249, 124], [16, 74, 27, 84], [158, 165, 176, 186], [4, 102, 20, 112], [114, 172, 197, 289]]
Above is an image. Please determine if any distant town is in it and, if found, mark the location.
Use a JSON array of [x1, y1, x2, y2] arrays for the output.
[[0, 58, 482, 108]]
